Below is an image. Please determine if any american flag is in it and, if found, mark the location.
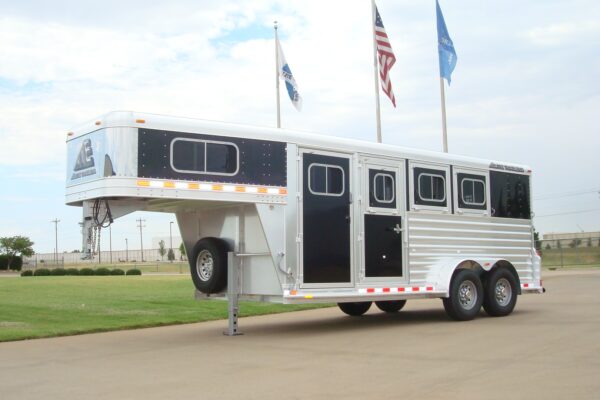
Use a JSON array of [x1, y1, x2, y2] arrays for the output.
[[374, 6, 396, 107]]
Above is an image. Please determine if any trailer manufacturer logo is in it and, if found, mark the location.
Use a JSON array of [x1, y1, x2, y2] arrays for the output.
[[489, 162, 525, 173], [71, 139, 97, 179]]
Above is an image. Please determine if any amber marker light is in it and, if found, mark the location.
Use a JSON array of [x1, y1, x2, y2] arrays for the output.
[[135, 119, 146, 124]]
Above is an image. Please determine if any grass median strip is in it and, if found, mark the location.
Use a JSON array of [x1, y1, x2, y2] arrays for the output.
[[0, 276, 331, 342]]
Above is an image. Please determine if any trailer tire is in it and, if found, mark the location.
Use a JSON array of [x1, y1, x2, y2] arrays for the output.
[[338, 302, 372, 316], [190, 238, 228, 294], [375, 300, 407, 313], [483, 268, 518, 317], [442, 269, 483, 321]]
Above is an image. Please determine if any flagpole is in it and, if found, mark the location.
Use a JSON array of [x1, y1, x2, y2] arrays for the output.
[[371, 0, 382, 143], [275, 21, 281, 129], [439, 77, 448, 152]]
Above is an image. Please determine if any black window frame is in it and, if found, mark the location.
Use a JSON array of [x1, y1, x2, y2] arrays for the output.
[[457, 173, 487, 211], [308, 163, 345, 197], [369, 169, 396, 209], [170, 138, 239, 176], [413, 167, 447, 208]]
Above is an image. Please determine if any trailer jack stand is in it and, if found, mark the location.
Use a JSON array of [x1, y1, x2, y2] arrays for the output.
[[224, 252, 243, 336]]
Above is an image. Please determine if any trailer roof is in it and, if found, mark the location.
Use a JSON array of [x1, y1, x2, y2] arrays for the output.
[[67, 110, 531, 173]]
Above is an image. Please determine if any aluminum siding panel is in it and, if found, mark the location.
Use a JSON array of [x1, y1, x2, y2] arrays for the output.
[[407, 212, 534, 284]]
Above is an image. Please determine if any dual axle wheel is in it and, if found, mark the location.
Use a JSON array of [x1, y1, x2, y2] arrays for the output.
[[337, 268, 518, 320]]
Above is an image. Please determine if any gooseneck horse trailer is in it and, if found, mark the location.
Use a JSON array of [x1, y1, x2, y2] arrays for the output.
[[66, 111, 543, 332]]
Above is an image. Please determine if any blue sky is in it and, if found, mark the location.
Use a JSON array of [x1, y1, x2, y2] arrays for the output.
[[0, 0, 599, 253]]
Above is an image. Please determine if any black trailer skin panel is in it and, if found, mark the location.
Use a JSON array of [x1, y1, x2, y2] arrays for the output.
[[138, 128, 287, 187]]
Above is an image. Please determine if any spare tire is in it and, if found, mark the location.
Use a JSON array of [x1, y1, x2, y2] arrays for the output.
[[190, 238, 229, 294]]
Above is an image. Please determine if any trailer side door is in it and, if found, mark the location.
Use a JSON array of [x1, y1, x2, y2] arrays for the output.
[[360, 157, 407, 284], [300, 151, 352, 286]]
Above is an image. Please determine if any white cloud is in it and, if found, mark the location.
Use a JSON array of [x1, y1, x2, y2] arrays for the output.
[[526, 21, 600, 46]]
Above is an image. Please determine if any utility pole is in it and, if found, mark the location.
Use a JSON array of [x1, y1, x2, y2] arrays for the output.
[[109, 225, 113, 264], [169, 221, 174, 263], [51, 219, 60, 265], [136, 219, 146, 262], [125, 238, 129, 262]]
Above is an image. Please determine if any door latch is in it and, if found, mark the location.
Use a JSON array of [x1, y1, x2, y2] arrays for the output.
[[386, 224, 403, 235]]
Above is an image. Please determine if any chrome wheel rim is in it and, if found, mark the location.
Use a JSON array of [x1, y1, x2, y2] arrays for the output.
[[196, 250, 214, 281], [495, 278, 512, 307], [458, 280, 478, 310]]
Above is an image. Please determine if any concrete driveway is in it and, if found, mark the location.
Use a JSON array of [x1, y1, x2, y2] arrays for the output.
[[1, 269, 599, 400]]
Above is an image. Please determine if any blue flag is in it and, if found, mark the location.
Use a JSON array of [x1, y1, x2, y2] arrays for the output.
[[436, 0, 457, 84]]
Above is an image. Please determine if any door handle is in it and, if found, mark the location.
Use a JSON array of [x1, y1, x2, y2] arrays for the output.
[[385, 224, 403, 234]]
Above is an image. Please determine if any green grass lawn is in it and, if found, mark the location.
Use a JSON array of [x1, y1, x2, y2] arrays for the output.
[[0, 276, 330, 342]]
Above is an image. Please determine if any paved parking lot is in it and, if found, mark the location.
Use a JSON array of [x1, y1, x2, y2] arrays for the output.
[[1, 269, 599, 400]]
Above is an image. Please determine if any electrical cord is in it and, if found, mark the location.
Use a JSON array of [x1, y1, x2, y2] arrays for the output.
[[92, 198, 113, 228]]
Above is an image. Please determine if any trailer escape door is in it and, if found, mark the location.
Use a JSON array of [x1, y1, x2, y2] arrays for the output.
[[301, 152, 351, 285], [361, 159, 406, 282]]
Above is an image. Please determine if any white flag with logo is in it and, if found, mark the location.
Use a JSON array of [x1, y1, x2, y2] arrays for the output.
[[277, 39, 302, 111]]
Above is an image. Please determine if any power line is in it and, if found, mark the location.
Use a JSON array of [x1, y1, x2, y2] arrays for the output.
[[534, 187, 600, 201], [535, 208, 600, 218]]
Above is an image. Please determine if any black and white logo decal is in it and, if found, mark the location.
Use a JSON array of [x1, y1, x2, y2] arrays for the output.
[[71, 139, 97, 179]]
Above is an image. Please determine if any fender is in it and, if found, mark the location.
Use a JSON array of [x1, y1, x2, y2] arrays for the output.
[[432, 257, 519, 296]]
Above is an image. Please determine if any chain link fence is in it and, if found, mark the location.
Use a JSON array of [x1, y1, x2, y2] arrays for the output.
[[23, 248, 190, 274], [539, 236, 600, 268]]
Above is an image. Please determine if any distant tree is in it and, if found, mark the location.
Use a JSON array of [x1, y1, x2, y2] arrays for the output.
[[533, 230, 541, 250], [557, 240, 562, 249], [179, 242, 187, 261], [167, 248, 175, 262], [569, 239, 582, 249], [71, 249, 81, 253], [545, 243, 551, 250], [158, 240, 166, 260], [0, 236, 35, 269], [587, 238, 592, 247]]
